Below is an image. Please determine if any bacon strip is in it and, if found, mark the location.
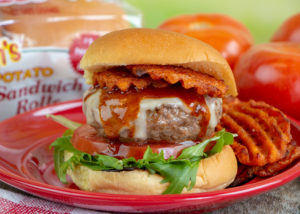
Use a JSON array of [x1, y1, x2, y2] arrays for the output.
[[92, 68, 169, 91], [129, 65, 227, 97], [92, 65, 227, 97]]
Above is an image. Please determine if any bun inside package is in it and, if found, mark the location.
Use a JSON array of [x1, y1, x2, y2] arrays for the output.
[[0, 0, 141, 121]]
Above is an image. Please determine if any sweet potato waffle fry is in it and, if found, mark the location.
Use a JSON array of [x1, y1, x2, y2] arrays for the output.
[[218, 98, 299, 186], [218, 99, 292, 166], [128, 65, 227, 97], [231, 143, 300, 186], [252, 143, 300, 177]]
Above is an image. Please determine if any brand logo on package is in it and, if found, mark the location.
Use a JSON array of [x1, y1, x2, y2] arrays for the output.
[[0, 37, 21, 67], [0, 0, 47, 6], [69, 34, 99, 75]]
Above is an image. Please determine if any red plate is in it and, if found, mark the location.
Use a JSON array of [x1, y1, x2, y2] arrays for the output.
[[0, 100, 299, 213]]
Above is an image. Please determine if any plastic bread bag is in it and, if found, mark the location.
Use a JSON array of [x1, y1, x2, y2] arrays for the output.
[[0, 0, 142, 121]]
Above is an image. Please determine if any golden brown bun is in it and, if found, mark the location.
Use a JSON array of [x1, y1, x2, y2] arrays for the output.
[[0, 0, 128, 47], [80, 28, 237, 96], [65, 145, 237, 195]]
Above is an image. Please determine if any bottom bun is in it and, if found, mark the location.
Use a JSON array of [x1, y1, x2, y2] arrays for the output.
[[65, 145, 237, 194]]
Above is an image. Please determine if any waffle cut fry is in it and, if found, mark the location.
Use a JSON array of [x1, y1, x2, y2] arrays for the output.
[[252, 142, 300, 177], [230, 142, 300, 186], [218, 99, 292, 166]]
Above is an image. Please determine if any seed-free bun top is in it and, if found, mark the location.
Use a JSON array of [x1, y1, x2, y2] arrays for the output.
[[80, 28, 237, 96]]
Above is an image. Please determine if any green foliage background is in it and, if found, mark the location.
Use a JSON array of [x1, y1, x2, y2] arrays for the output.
[[126, 0, 300, 43]]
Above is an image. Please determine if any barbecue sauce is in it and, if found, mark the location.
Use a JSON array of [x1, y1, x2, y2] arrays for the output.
[[97, 85, 210, 140]]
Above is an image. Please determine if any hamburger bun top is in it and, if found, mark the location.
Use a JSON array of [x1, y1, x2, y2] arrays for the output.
[[80, 28, 237, 96]]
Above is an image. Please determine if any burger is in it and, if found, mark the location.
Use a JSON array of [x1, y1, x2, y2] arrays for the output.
[[51, 28, 238, 195]]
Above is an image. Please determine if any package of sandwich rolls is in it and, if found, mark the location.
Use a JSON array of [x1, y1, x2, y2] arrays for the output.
[[0, 0, 141, 121]]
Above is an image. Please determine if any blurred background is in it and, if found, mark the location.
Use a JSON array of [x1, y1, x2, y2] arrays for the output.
[[126, 0, 300, 43], [1, 0, 299, 120]]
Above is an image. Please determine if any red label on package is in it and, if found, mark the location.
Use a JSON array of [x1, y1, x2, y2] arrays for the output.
[[0, 0, 46, 6], [69, 34, 99, 75]]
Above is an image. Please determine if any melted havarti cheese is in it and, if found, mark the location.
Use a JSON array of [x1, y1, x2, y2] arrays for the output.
[[204, 95, 222, 135], [83, 89, 102, 127]]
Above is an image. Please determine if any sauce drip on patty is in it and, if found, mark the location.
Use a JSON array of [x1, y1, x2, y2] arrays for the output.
[[97, 85, 210, 140]]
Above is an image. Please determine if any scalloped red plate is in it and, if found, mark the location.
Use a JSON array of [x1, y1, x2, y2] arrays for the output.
[[0, 100, 299, 213]]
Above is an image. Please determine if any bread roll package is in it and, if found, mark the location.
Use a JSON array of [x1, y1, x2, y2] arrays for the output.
[[0, 0, 141, 121]]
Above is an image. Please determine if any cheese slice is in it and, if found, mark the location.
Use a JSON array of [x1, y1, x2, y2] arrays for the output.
[[83, 89, 102, 127], [205, 95, 222, 136]]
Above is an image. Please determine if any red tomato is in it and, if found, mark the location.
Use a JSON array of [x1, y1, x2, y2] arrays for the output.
[[272, 13, 300, 42], [234, 42, 300, 119], [158, 14, 253, 68], [71, 124, 196, 160]]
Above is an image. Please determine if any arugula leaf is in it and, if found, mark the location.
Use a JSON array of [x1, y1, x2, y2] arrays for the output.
[[50, 120, 237, 194], [177, 136, 219, 160], [47, 114, 82, 131], [50, 136, 78, 183], [136, 146, 200, 193], [143, 146, 165, 162], [79, 153, 123, 171], [50, 136, 77, 152], [137, 146, 166, 174], [208, 130, 238, 156], [53, 146, 67, 183], [58, 155, 80, 183], [122, 157, 138, 168], [148, 160, 199, 194], [63, 129, 74, 137]]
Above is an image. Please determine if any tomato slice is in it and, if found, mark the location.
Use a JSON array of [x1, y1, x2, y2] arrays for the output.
[[71, 125, 196, 160]]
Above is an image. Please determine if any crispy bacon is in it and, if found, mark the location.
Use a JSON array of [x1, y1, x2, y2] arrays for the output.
[[92, 67, 170, 91], [128, 65, 227, 97], [218, 98, 292, 166], [92, 65, 227, 97]]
